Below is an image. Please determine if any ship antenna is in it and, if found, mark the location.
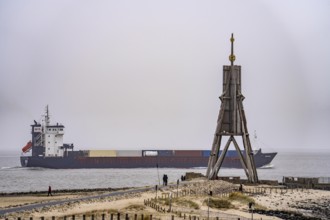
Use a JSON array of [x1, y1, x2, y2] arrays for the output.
[[45, 105, 50, 126], [229, 33, 236, 66]]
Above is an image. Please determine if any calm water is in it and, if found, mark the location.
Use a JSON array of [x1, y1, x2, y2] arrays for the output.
[[0, 152, 329, 193]]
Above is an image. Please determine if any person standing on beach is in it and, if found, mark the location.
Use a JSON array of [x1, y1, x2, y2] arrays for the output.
[[239, 184, 243, 192], [164, 174, 168, 186], [48, 185, 52, 196]]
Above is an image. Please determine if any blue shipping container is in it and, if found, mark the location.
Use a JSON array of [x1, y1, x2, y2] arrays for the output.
[[158, 150, 174, 157], [202, 150, 211, 157]]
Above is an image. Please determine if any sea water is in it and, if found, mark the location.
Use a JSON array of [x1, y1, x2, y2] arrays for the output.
[[0, 152, 329, 193]]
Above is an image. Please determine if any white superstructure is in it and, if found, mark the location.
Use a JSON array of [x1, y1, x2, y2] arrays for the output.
[[42, 106, 65, 157]]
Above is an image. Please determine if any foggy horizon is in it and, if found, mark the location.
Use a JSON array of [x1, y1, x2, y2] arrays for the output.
[[1, 1, 329, 155]]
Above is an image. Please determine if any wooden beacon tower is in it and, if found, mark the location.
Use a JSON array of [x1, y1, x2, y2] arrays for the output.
[[206, 34, 258, 183]]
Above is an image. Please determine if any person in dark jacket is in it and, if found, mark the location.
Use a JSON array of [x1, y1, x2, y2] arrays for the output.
[[239, 184, 243, 192], [48, 185, 52, 196], [164, 174, 168, 186]]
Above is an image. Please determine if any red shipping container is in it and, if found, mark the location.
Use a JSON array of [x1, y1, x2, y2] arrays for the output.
[[173, 150, 202, 157]]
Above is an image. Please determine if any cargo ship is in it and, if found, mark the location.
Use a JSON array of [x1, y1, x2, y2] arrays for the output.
[[20, 107, 277, 169]]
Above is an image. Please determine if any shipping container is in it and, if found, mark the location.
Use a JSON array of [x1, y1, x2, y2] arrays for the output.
[[173, 150, 202, 157], [116, 150, 142, 157], [68, 150, 87, 157], [202, 150, 211, 157], [158, 150, 174, 157], [88, 150, 117, 157], [142, 150, 158, 156]]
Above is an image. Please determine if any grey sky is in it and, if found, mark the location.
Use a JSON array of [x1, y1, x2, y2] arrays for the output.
[[1, 0, 329, 153]]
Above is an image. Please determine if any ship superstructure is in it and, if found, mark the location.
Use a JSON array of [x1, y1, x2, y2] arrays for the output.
[[22, 106, 73, 159]]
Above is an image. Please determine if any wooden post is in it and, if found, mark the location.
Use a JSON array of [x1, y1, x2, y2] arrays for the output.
[[31, 217, 34, 220], [102, 214, 105, 220], [91, 215, 94, 220], [110, 213, 113, 220], [18, 218, 21, 220], [134, 214, 137, 220], [83, 215, 86, 220], [149, 215, 152, 220], [125, 213, 129, 220], [117, 213, 120, 220], [141, 214, 144, 220], [52, 216, 55, 220], [72, 215, 75, 220], [171, 215, 174, 220]]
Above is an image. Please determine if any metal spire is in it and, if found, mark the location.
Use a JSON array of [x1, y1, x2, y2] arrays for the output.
[[229, 33, 236, 66]]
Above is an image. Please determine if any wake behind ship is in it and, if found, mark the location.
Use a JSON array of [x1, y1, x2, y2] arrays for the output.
[[20, 107, 277, 169]]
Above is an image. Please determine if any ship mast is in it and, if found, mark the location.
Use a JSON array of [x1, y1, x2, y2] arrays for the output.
[[45, 105, 50, 127]]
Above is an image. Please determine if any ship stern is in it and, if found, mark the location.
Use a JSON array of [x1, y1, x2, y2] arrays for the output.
[[20, 156, 30, 167]]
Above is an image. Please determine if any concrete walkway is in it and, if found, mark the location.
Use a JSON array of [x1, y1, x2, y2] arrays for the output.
[[0, 186, 154, 216]]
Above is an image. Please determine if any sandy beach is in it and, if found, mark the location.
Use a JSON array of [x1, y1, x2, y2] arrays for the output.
[[1, 179, 329, 220]]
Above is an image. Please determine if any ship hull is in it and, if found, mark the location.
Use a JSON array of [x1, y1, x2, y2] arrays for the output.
[[20, 150, 276, 169]]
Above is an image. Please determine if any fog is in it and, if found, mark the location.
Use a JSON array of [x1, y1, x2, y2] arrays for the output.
[[1, 0, 329, 154]]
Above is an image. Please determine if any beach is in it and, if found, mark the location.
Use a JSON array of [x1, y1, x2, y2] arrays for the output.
[[1, 178, 329, 220]]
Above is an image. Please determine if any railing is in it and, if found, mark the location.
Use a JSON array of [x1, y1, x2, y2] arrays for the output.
[[142, 184, 253, 220], [242, 185, 308, 196], [144, 199, 249, 220], [6, 213, 155, 220]]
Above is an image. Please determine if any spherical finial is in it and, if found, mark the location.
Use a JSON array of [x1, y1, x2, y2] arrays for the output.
[[229, 54, 236, 62], [230, 35, 235, 43]]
